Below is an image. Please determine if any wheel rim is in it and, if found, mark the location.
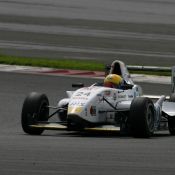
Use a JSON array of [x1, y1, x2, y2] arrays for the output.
[[146, 105, 154, 132], [37, 100, 49, 121]]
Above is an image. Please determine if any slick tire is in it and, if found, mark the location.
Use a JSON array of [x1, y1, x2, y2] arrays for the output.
[[130, 97, 155, 138], [21, 92, 49, 135]]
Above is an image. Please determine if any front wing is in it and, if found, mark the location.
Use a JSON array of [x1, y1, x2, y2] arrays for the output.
[[30, 122, 120, 132]]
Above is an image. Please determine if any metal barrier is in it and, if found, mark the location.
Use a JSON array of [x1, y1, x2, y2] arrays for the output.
[[127, 65, 171, 72], [105, 64, 171, 75]]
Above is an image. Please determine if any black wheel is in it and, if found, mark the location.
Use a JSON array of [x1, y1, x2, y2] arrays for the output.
[[130, 97, 155, 138], [168, 93, 175, 135], [168, 117, 175, 135], [21, 92, 49, 135]]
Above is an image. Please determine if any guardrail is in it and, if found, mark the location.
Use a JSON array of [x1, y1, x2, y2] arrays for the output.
[[128, 66, 175, 93], [126, 65, 171, 72], [105, 65, 171, 75]]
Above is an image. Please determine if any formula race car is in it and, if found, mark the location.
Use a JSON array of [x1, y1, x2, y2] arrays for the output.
[[21, 60, 175, 137]]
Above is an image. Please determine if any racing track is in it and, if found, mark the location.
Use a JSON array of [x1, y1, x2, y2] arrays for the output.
[[0, 0, 175, 66], [0, 72, 175, 175]]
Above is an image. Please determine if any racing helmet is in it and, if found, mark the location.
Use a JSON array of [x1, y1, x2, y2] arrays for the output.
[[104, 74, 123, 88]]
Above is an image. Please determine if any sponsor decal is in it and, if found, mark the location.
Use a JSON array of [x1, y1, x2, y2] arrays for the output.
[[68, 107, 82, 114], [118, 94, 126, 98], [69, 101, 85, 106], [90, 106, 96, 116], [83, 92, 91, 97], [74, 91, 91, 98], [72, 96, 88, 100], [74, 91, 83, 97]]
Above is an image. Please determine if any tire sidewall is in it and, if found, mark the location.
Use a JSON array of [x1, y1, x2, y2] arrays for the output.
[[130, 97, 155, 138], [168, 93, 175, 135], [21, 92, 49, 135]]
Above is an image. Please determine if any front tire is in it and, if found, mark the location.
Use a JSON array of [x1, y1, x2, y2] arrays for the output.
[[21, 92, 49, 135], [130, 97, 155, 138]]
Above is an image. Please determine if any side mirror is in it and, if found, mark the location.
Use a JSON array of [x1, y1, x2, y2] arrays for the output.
[[72, 83, 84, 88]]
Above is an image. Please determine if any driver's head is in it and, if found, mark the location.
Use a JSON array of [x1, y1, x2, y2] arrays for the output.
[[104, 74, 123, 88]]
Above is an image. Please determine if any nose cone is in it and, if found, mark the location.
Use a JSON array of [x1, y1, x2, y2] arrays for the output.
[[68, 106, 83, 114], [67, 113, 91, 130], [67, 106, 87, 129]]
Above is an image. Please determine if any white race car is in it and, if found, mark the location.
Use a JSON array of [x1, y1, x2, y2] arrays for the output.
[[21, 60, 175, 137]]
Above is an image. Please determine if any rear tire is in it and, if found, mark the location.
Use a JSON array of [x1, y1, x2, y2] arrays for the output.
[[130, 97, 155, 138], [21, 92, 49, 135], [168, 117, 175, 135], [168, 93, 175, 135]]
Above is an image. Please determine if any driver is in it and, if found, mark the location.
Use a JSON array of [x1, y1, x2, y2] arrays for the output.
[[104, 74, 123, 88]]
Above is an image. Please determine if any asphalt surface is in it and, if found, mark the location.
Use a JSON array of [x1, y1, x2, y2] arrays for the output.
[[0, 0, 175, 66], [0, 71, 175, 175], [0, 1, 175, 174]]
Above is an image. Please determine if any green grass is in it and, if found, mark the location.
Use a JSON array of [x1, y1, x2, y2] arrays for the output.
[[0, 55, 104, 71], [0, 55, 171, 76]]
